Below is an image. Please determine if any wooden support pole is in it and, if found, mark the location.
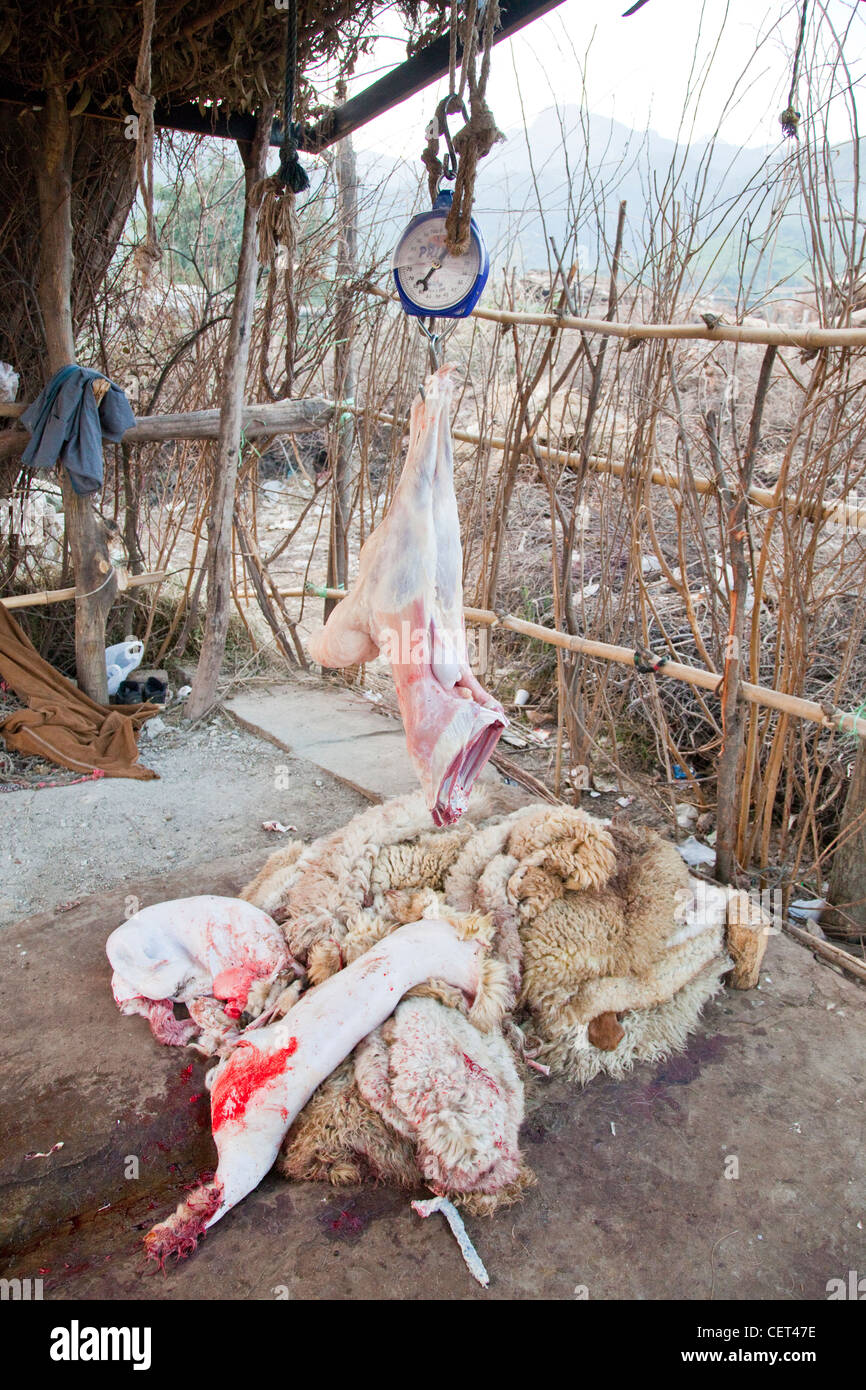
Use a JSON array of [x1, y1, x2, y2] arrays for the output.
[[325, 114, 358, 622], [0, 398, 333, 461], [186, 106, 273, 722], [822, 739, 866, 939], [124, 398, 333, 442], [30, 80, 116, 703]]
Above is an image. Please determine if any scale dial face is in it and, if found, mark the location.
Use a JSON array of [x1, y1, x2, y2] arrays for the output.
[[392, 215, 482, 313]]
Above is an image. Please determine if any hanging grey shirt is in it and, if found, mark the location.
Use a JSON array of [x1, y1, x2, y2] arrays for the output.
[[20, 365, 136, 495]]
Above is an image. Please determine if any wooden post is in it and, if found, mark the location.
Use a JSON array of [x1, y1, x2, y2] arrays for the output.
[[31, 81, 117, 702], [186, 107, 273, 722], [325, 114, 358, 622], [708, 345, 776, 884], [822, 739, 866, 938]]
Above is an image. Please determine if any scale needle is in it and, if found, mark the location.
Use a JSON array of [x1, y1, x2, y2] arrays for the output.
[[416, 262, 441, 290]]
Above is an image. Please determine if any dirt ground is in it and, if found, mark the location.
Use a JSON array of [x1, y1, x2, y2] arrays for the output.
[[1, 684, 864, 1303], [0, 709, 367, 930], [1, 840, 863, 1301]]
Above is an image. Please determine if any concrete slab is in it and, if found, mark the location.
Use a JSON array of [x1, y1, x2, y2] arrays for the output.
[[225, 680, 417, 803], [2, 855, 864, 1299]]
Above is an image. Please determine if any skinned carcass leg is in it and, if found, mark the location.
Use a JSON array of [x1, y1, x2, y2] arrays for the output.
[[144, 917, 492, 1265], [308, 367, 506, 824]]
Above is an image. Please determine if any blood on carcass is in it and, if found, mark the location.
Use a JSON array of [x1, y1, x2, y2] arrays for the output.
[[211, 1038, 299, 1131]]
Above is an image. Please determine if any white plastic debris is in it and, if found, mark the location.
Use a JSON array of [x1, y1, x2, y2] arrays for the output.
[[142, 715, 167, 739], [789, 898, 827, 923], [262, 821, 296, 834], [0, 362, 19, 403], [411, 1196, 490, 1288], [593, 775, 618, 794], [501, 730, 528, 749], [514, 689, 531, 707], [105, 637, 144, 697], [677, 835, 716, 869], [675, 803, 698, 830], [175, 684, 192, 702], [25, 1141, 64, 1159]]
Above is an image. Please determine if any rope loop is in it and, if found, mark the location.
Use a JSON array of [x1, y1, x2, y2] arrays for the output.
[[129, 0, 161, 282]]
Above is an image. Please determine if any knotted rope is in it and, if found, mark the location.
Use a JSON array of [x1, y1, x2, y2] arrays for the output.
[[129, 0, 161, 282], [276, 0, 309, 195], [422, 0, 504, 255], [254, 0, 309, 249], [253, 0, 308, 390], [779, 0, 808, 139]]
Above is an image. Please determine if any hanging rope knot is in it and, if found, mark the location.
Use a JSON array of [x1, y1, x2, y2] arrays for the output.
[[779, 105, 801, 139], [127, 84, 161, 279], [128, 83, 155, 123], [277, 126, 310, 195], [446, 96, 503, 254], [420, 0, 503, 255], [129, 0, 161, 283], [274, 0, 309, 195], [780, 3, 807, 141]]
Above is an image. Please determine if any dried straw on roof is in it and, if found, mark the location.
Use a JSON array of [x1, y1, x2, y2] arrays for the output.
[[2, 0, 451, 116]]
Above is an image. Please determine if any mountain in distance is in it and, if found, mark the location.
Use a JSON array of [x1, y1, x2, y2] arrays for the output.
[[354, 104, 817, 296]]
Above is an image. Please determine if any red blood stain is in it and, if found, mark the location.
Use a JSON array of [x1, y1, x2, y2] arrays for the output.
[[330, 1209, 365, 1236], [189, 1093, 202, 1103], [211, 1037, 298, 1130], [180, 1064, 193, 1081], [461, 1052, 499, 1093]]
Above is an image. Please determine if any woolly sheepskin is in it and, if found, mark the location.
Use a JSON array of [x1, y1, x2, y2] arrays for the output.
[[239, 786, 755, 1207]]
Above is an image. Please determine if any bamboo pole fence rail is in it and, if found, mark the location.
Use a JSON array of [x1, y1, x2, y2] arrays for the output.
[[275, 583, 866, 739], [1, 568, 168, 609], [359, 280, 866, 348], [361, 408, 866, 534]]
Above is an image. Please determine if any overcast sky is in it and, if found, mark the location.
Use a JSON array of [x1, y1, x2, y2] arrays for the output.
[[316, 0, 864, 156]]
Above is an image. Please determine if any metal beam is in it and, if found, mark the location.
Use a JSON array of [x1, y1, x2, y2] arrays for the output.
[[300, 0, 571, 151]]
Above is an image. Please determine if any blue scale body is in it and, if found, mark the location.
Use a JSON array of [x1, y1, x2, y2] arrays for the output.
[[392, 189, 490, 320]]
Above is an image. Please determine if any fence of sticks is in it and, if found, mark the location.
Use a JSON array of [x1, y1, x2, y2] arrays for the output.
[[4, 284, 866, 946]]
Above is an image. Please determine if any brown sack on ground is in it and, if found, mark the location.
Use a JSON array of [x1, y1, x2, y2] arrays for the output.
[[0, 603, 158, 780]]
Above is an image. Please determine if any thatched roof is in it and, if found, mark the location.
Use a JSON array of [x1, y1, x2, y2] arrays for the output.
[[2, 0, 450, 118]]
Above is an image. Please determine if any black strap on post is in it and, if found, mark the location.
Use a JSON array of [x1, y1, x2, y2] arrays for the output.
[[277, 0, 310, 193]]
